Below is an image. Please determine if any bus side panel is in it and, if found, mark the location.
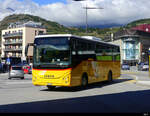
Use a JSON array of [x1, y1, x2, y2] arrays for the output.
[[88, 60, 120, 82], [70, 60, 120, 86], [112, 61, 121, 79], [71, 61, 88, 87], [70, 59, 121, 87], [70, 60, 100, 86], [88, 60, 105, 83], [90, 61, 115, 82]]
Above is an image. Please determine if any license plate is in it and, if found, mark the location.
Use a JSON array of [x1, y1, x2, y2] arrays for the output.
[[47, 83, 52, 85]]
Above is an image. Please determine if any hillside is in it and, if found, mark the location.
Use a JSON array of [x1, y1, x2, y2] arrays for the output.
[[0, 14, 122, 40], [1, 14, 150, 41], [0, 14, 77, 34]]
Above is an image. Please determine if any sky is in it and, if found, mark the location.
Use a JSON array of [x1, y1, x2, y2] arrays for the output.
[[18, 0, 67, 5], [0, 0, 150, 28]]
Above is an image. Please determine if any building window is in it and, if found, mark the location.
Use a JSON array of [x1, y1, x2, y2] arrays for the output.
[[35, 30, 37, 36], [124, 41, 139, 60], [38, 31, 44, 35]]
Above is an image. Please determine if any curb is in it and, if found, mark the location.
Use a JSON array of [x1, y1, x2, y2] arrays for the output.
[[121, 73, 150, 87], [136, 81, 150, 86]]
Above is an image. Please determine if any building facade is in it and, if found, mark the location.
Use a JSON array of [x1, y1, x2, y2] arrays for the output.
[[105, 26, 150, 66], [1, 21, 46, 62]]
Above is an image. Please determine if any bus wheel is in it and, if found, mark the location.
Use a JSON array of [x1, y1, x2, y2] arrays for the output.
[[81, 74, 88, 88], [108, 71, 113, 83], [46, 85, 56, 90]]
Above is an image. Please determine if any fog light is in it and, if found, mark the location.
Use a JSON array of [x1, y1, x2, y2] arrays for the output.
[[65, 81, 68, 84]]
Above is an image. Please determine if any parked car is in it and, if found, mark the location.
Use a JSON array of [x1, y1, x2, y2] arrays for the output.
[[0, 63, 3, 73], [138, 62, 149, 71], [23, 65, 31, 74], [8, 65, 24, 79], [138, 62, 144, 71], [28, 66, 32, 74], [122, 63, 130, 70]]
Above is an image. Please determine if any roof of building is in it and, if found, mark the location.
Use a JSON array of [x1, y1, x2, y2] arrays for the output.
[[8, 21, 45, 29], [132, 24, 150, 33]]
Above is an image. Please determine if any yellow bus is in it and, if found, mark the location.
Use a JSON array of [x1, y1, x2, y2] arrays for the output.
[[25, 34, 120, 90]]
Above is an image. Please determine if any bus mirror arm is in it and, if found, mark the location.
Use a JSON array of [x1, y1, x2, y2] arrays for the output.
[[25, 43, 34, 57]]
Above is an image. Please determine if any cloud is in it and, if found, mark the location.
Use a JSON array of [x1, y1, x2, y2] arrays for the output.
[[0, 0, 150, 27]]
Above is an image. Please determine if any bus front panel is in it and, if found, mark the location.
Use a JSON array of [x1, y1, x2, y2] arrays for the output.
[[32, 68, 72, 86]]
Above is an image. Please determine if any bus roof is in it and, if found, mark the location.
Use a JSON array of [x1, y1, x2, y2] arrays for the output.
[[35, 34, 79, 38], [35, 34, 120, 47]]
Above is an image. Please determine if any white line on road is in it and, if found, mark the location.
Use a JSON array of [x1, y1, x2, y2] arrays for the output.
[[6, 81, 32, 84], [121, 73, 138, 81], [121, 73, 150, 86]]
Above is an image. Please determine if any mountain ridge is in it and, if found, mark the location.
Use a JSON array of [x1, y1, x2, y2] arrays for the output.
[[0, 14, 150, 41]]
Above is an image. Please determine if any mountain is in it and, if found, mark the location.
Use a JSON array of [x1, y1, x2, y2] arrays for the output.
[[0, 14, 119, 39], [0, 14, 79, 34], [1, 14, 150, 42], [0, 14, 131, 41], [6, 7, 15, 12]]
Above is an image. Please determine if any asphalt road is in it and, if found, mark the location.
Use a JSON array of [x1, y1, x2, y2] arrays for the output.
[[0, 72, 150, 113]]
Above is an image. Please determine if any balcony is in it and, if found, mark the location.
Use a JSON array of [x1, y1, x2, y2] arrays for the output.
[[3, 32, 23, 38], [4, 48, 22, 52], [4, 40, 23, 45]]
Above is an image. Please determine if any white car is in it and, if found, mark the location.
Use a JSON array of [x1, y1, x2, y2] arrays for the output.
[[142, 63, 149, 71], [8, 65, 24, 79]]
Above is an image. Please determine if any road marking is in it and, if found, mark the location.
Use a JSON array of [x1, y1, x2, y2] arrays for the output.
[[126, 80, 137, 83], [119, 74, 138, 83], [6, 81, 32, 85], [121, 72, 139, 75]]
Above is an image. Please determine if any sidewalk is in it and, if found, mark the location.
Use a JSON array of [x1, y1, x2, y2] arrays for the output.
[[135, 71, 150, 86], [122, 68, 150, 86]]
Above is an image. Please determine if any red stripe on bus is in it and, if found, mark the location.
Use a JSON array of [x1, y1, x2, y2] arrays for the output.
[[32, 68, 72, 71]]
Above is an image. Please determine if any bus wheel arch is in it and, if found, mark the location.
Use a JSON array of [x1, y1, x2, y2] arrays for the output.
[[81, 72, 88, 87]]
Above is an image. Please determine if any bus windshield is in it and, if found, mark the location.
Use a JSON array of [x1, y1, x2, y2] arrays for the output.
[[33, 37, 71, 68]]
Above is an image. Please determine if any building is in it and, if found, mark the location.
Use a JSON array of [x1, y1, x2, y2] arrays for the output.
[[104, 25, 150, 66], [132, 24, 150, 33], [1, 21, 46, 63]]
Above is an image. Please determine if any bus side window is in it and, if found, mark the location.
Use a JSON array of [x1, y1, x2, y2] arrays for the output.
[[102, 46, 106, 55], [116, 47, 120, 61], [87, 43, 95, 51], [81, 41, 87, 51], [113, 47, 120, 61], [71, 39, 76, 50], [96, 44, 102, 53], [76, 40, 80, 51]]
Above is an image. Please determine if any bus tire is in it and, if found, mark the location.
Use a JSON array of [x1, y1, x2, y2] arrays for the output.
[[108, 71, 113, 83], [47, 85, 56, 90], [81, 74, 88, 88]]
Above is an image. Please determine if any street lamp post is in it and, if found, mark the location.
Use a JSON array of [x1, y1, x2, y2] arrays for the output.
[[83, 6, 103, 33], [72, 0, 103, 34]]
